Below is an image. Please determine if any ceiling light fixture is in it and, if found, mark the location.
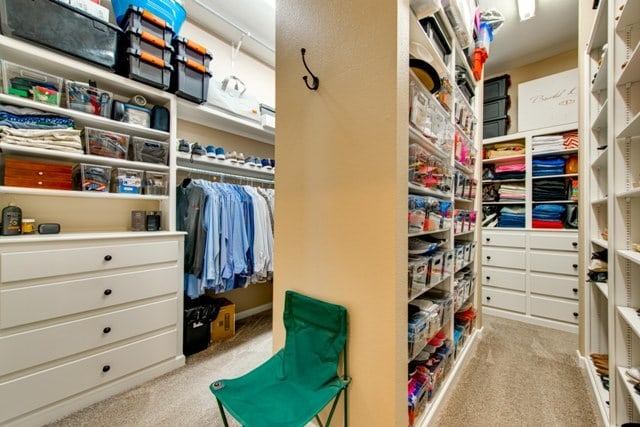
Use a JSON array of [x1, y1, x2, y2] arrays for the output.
[[517, 0, 535, 21]]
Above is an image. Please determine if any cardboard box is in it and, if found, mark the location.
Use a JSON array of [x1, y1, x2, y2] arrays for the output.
[[211, 299, 235, 342]]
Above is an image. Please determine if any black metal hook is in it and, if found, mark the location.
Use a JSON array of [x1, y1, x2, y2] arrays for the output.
[[301, 48, 319, 90]]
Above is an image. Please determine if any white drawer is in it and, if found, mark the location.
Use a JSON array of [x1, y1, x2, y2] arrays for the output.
[[530, 273, 579, 300], [530, 251, 579, 276], [0, 298, 177, 376], [530, 296, 579, 324], [0, 330, 176, 424], [529, 233, 579, 252], [482, 287, 526, 313], [482, 231, 526, 248], [482, 247, 526, 270], [0, 266, 179, 329], [482, 267, 526, 291], [1, 240, 179, 283]]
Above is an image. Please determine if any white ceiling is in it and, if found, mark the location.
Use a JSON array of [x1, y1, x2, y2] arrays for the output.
[[182, 0, 579, 73], [479, 0, 579, 75]]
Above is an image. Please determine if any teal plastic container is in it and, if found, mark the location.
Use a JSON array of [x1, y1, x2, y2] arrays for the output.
[[112, 0, 186, 35]]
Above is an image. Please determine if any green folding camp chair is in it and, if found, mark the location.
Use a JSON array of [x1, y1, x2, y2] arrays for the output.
[[210, 290, 351, 427]]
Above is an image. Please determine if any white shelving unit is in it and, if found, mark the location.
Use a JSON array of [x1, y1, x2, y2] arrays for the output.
[[407, 5, 481, 426], [582, 1, 640, 425]]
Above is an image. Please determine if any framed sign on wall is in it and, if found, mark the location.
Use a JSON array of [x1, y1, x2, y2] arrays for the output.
[[517, 68, 578, 132]]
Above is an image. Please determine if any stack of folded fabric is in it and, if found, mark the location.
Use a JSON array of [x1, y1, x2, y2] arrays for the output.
[[482, 183, 499, 202], [532, 178, 568, 201], [493, 162, 525, 180], [485, 141, 525, 159], [532, 204, 566, 229], [498, 183, 525, 200], [0, 127, 83, 153], [563, 131, 579, 149], [498, 205, 525, 228], [531, 134, 564, 154], [0, 104, 74, 129], [532, 156, 566, 177]]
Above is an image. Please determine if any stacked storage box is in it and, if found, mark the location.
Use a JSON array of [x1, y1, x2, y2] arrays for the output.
[[483, 74, 511, 138], [170, 36, 213, 104]]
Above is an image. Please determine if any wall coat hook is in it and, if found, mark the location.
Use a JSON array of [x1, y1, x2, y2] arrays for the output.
[[301, 48, 319, 90]]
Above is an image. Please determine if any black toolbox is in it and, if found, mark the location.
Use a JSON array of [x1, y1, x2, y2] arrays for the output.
[[119, 48, 173, 90], [0, 0, 121, 70], [125, 27, 174, 64], [120, 5, 174, 46], [170, 55, 212, 103], [483, 74, 511, 102], [172, 36, 213, 69], [483, 115, 511, 139], [483, 95, 511, 121]]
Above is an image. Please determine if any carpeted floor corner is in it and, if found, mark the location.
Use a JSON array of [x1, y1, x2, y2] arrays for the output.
[[431, 315, 603, 427]]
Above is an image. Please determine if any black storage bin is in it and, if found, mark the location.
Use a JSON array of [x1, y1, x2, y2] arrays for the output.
[[120, 5, 174, 46], [483, 115, 511, 138], [483, 95, 511, 121], [183, 295, 220, 356], [418, 16, 452, 63], [172, 36, 213, 69], [0, 0, 121, 70], [483, 74, 511, 102], [170, 55, 212, 104], [125, 27, 174, 64], [119, 48, 173, 90]]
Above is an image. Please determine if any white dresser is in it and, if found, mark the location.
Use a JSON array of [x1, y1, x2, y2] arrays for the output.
[[0, 233, 185, 426], [482, 230, 579, 332]]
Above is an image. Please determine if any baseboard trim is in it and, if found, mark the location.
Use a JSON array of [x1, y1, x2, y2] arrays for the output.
[[483, 307, 578, 334], [236, 303, 273, 321]]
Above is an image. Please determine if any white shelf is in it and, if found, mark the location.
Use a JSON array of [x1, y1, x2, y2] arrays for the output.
[[593, 281, 609, 299], [0, 186, 168, 201], [618, 250, 640, 266], [591, 197, 608, 205], [176, 100, 274, 145], [408, 274, 451, 303], [617, 187, 640, 198], [482, 201, 524, 205], [0, 94, 170, 141], [408, 182, 451, 199], [454, 197, 474, 203], [176, 152, 275, 180], [617, 41, 640, 86], [591, 238, 609, 249], [0, 143, 170, 172], [532, 173, 578, 180], [482, 154, 526, 164], [585, 358, 610, 423], [409, 126, 450, 160], [531, 148, 579, 157], [532, 200, 576, 204], [617, 367, 640, 415], [591, 147, 608, 170], [618, 306, 640, 339], [591, 100, 608, 131], [0, 35, 171, 105], [587, 0, 608, 52], [454, 161, 473, 175], [591, 52, 608, 93], [616, 0, 640, 31], [482, 179, 526, 184], [0, 231, 184, 244], [454, 229, 475, 237], [618, 111, 640, 139], [409, 228, 451, 238]]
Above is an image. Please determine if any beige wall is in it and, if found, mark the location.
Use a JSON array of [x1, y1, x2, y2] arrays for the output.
[[275, 1, 408, 425], [487, 49, 579, 135]]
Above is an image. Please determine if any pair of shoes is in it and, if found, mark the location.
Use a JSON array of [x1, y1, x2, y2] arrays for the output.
[[261, 158, 275, 169], [596, 367, 609, 376], [191, 143, 206, 156], [590, 353, 608, 362], [245, 156, 262, 167], [204, 146, 226, 160], [593, 359, 608, 370], [178, 139, 191, 153]]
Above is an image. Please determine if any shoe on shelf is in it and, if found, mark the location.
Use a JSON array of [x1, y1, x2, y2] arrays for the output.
[[178, 139, 190, 153], [237, 153, 245, 164], [596, 367, 609, 376], [262, 158, 271, 169], [590, 353, 608, 361], [228, 151, 238, 163], [255, 157, 263, 168], [245, 156, 256, 167], [191, 143, 206, 156], [215, 147, 226, 160], [270, 158, 275, 169], [206, 145, 216, 158], [627, 367, 640, 383], [632, 242, 640, 252]]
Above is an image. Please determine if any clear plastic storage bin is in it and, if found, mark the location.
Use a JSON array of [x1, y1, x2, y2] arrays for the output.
[[143, 171, 168, 195], [111, 167, 143, 194], [130, 136, 169, 164], [1, 60, 63, 106], [73, 163, 112, 192], [66, 81, 112, 117], [83, 127, 130, 159]]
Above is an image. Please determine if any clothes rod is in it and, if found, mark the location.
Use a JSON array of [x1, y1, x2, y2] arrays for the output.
[[176, 165, 275, 184]]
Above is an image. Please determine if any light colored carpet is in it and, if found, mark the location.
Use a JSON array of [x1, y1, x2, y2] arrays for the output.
[[432, 315, 602, 427], [47, 313, 601, 426]]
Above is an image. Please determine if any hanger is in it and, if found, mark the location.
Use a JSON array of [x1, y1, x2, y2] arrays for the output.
[[181, 169, 192, 188]]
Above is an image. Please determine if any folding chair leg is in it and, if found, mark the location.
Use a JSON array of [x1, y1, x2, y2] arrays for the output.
[[215, 398, 230, 427], [324, 389, 344, 426]]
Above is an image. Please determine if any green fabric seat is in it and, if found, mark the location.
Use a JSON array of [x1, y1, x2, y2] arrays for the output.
[[210, 290, 350, 427]]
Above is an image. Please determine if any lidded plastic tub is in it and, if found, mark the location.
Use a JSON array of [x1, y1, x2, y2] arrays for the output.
[[112, 0, 186, 35]]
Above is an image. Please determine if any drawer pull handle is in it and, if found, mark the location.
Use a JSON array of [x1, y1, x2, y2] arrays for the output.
[[486, 276, 490, 280], [103, 327, 112, 334], [486, 238, 491, 242], [486, 296, 491, 301], [104, 255, 113, 261], [573, 312, 579, 317], [38, 171, 44, 176], [104, 289, 112, 296], [486, 256, 491, 260], [572, 264, 578, 269], [102, 365, 111, 373], [572, 288, 578, 293], [572, 242, 578, 247]]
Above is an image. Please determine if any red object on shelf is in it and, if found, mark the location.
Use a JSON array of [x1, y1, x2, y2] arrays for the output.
[[472, 48, 488, 81]]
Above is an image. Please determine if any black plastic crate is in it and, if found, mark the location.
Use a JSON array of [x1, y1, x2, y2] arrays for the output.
[[120, 5, 174, 46], [170, 55, 212, 104], [483, 74, 511, 102], [483, 95, 511, 121], [119, 48, 173, 90], [172, 36, 213, 69], [0, 0, 121, 70], [125, 28, 174, 64], [483, 115, 511, 139], [418, 16, 451, 64]]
